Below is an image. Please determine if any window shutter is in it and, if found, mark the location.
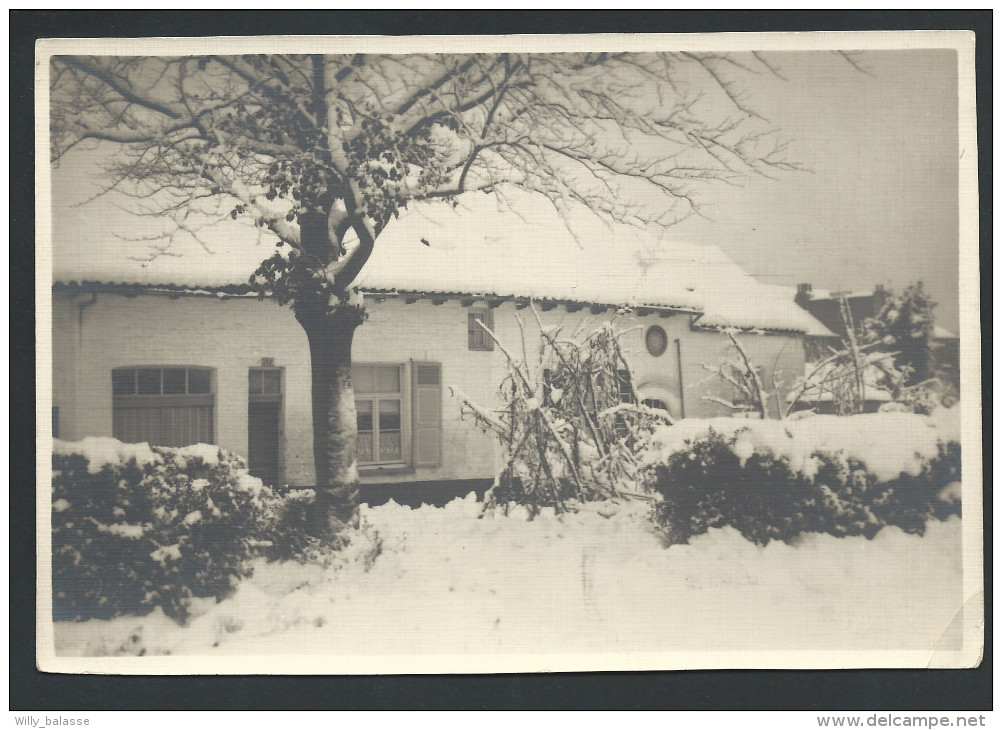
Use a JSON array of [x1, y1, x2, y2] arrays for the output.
[[411, 362, 442, 467], [482, 310, 494, 348]]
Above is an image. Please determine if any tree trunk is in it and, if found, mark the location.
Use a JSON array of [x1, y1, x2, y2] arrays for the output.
[[295, 297, 366, 537]]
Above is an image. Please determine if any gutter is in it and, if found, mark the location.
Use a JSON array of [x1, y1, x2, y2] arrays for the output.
[[75, 291, 97, 346], [53, 281, 818, 336], [674, 338, 686, 419]]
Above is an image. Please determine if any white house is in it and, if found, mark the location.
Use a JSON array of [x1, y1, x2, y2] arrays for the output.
[[49, 189, 832, 500]]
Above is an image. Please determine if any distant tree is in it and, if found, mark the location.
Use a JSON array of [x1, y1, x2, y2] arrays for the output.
[[49, 52, 801, 537], [862, 282, 939, 386]]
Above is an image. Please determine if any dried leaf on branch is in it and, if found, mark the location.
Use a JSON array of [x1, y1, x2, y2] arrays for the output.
[[452, 306, 670, 516]]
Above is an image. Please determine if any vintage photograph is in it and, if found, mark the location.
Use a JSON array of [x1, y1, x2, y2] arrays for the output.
[[36, 32, 982, 673]]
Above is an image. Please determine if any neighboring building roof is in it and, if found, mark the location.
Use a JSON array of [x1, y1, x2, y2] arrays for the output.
[[787, 284, 958, 341], [51, 186, 833, 336], [792, 288, 871, 302]]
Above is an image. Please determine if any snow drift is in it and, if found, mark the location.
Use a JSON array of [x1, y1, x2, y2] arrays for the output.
[[53, 494, 963, 659]]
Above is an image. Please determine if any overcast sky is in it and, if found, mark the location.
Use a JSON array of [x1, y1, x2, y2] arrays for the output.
[[50, 48, 964, 330], [666, 49, 961, 330]]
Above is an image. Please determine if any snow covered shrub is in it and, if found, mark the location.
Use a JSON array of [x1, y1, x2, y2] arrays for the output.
[[868, 440, 962, 531], [136, 445, 285, 620], [642, 414, 961, 546], [259, 488, 324, 563], [52, 439, 320, 622], [454, 307, 669, 516], [51, 441, 158, 621], [647, 429, 810, 545]]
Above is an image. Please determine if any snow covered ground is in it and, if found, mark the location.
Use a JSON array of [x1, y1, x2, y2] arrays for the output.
[[53, 495, 963, 663]]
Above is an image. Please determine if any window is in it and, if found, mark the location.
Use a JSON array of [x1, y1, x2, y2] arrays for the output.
[[612, 369, 636, 437], [546, 367, 634, 406], [248, 367, 282, 399], [541, 368, 566, 407], [354, 364, 404, 465], [52, 406, 59, 439], [112, 367, 213, 447], [616, 369, 636, 404], [804, 336, 835, 364], [353, 362, 443, 469], [645, 325, 668, 357], [468, 310, 494, 351]]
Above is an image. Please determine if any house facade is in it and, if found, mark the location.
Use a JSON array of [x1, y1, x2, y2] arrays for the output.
[[51, 283, 823, 496], [50, 188, 833, 499]]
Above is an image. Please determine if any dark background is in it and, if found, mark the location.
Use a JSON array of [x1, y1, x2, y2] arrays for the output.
[[12, 9, 991, 711]]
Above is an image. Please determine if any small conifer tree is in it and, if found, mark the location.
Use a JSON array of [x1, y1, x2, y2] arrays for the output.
[[862, 282, 939, 386]]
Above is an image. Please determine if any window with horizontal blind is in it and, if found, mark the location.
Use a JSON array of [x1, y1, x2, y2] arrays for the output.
[[112, 367, 214, 447]]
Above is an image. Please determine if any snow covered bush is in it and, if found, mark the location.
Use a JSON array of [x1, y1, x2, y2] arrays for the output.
[[51, 441, 156, 621], [641, 413, 961, 546], [52, 438, 320, 622], [454, 308, 668, 516]]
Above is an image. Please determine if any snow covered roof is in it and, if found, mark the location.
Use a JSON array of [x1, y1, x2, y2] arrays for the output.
[[795, 288, 872, 301], [51, 186, 833, 336]]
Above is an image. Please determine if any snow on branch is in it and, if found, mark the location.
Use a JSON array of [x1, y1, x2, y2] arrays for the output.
[[702, 329, 770, 419], [51, 51, 806, 302]]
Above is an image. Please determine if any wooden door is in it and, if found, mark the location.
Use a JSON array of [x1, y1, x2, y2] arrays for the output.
[[248, 400, 280, 487], [248, 367, 283, 487]]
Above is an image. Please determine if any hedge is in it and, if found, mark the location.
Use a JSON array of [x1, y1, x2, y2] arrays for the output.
[[52, 439, 319, 622], [642, 414, 961, 546]]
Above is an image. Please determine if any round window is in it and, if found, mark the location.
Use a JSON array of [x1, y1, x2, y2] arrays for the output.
[[645, 325, 668, 357]]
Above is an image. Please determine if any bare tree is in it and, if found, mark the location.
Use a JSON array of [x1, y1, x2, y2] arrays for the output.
[[50, 51, 795, 536], [702, 330, 770, 419], [785, 297, 902, 417]]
